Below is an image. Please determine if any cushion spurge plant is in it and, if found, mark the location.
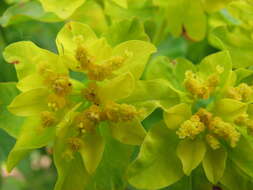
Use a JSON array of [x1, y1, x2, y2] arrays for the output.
[[2, 1, 253, 190]]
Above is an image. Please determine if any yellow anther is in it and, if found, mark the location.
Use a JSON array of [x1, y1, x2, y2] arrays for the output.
[[227, 87, 242, 101], [75, 45, 94, 70], [209, 117, 240, 148], [82, 82, 100, 105], [184, 71, 210, 99], [51, 75, 72, 96], [227, 83, 253, 102], [234, 114, 249, 126], [87, 56, 125, 81], [196, 108, 213, 127], [41, 111, 56, 127], [206, 134, 221, 150], [68, 137, 83, 152], [47, 94, 67, 111], [75, 105, 102, 133], [237, 83, 253, 102], [247, 120, 253, 136], [103, 101, 138, 123], [176, 115, 205, 139], [216, 65, 224, 74], [206, 74, 219, 91]]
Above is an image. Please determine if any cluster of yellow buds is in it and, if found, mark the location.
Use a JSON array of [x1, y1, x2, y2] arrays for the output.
[[184, 66, 222, 100], [227, 83, 253, 102], [40, 111, 57, 127], [102, 101, 139, 123], [75, 105, 102, 134], [62, 137, 83, 160], [184, 71, 217, 99], [47, 94, 67, 112], [176, 115, 205, 139], [75, 44, 127, 81], [205, 134, 221, 150], [75, 45, 94, 70], [87, 56, 125, 81], [82, 82, 100, 105], [176, 108, 241, 149], [234, 114, 253, 136], [209, 117, 240, 148], [74, 101, 139, 134]]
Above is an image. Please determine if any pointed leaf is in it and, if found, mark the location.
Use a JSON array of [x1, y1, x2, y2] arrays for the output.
[[113, 40, 156, 79], [8, 88, 49, 116], [80, 133, 105, 174], [177, 139, 206, 175], [202, 147, 227, 184], [128, 122, 183, 189], [163, 103, 192, 129], [7, 117, 56, 171], [110, 119, 146, 145]]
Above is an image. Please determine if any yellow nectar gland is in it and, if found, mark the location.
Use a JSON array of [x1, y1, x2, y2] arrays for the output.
[[184, 71, 210, 99], [68, 137, 83, 152], [184, 70, 221, 100], [87, 55, 126, 81], [209, 117, 240, 148], [176, 115, 205, 139], [75, 105, 102, 133], [41, 111, 56, 127], [50, 75, 72, 96], [103, 101, 138, 123], [75, 45, 94, 70], [82, 82, 100, 105], [206, 134, 221, 150], [47, 94, 67, 111], [227, 83, 253, 102]]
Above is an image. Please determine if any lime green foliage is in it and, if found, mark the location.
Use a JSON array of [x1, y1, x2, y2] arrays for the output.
[[3, 21, 156, 190], [0, 1, 60, 27], [2, 0, 253, 190]]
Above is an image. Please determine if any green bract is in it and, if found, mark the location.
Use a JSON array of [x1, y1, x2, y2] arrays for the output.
[[3, 21, 157, 190], [2, 1, 253, 190]]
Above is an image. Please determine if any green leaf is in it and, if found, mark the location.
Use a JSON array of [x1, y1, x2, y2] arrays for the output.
[[109, 119, 146, 145], [3, 41, 66, 80], [163, 103, 192, 129], [38, 0, 86, 18], [213, 98, 247, 121], [220, 160, 253, 190], [7, 117, 56, 171], [123, 79, 180, 120], [229, 137, 253, 178], [17, 74, 44, 92], [203, 0, 234, 12], [0, 1, 60, 27], [104, 18, 149, 46], [111, 0, 127, 8], [202, 147, 227, 184], [54, 148, 90, 190], [209, 26, 253, 68], [0, 83, 23, 137], [97, 72, 135, 103], [86, 127, 133, 190], [80, 133, 105, 174], [128, 122, 183, 189], [165, 0, 207, 41], [113, 40, 156, 79], [8, 88, 49, 116], [177, 139, 206, 175]]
